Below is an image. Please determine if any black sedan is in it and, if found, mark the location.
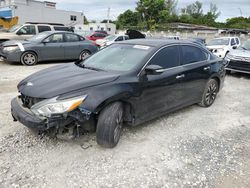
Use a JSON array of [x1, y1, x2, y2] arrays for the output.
[[11, 39, 226, 148], [0, 31, 98, 65]]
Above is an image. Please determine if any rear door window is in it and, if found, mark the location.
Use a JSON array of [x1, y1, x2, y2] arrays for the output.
[[181, 46, 207, 65], [38, 26, 51, 33], [54, 27, 70, 31], [235, 38, 240, 45], [148, 46, 180, 69], [64, 33, 80, 42]]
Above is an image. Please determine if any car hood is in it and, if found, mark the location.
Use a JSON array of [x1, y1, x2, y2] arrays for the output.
[[229, 49, 250, 57], [206, 45, 227, 49], [0, 32, 16, 39], [18, 63, 120, 98], [96, 39, 106, 45], [2, 40, 31, 47]]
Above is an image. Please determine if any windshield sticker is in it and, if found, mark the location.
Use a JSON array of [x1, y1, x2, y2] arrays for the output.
[[133, 45, 151, 50]]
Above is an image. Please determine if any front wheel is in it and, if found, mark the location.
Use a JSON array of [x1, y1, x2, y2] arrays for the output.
[[21, 51, 38, 66], [79, 50, 91, 61], [96, 102, 124, 148], [199, 79, 219, 107]]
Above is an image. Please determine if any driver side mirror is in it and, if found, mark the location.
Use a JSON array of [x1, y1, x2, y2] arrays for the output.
[[144, 65, 164, 75]]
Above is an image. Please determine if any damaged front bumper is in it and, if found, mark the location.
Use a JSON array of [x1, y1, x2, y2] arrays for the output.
[[11, 97, 92, 131]]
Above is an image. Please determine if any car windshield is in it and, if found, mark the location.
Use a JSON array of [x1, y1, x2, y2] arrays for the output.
[[8, 25, 21, 32], [240, 40, 250, 50], [207, 38, 230, 46], [104, 35, 117, 41], [27, 32, 49, 42], [81, 44, 151, 72]]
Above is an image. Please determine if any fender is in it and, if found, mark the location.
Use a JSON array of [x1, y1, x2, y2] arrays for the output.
[[79, 83, 135, 114]]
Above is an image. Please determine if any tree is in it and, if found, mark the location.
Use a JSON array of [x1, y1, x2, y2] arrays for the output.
[[225, 17, 250, 29], [136, 0, 178, 30], [84, 16, 89, 24], [116, 10, 140, 29], [181, 1, 203, 19]]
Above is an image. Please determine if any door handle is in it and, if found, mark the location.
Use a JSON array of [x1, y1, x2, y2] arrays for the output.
[[176, 74, 185, 79], [203, 66, 211, 71]]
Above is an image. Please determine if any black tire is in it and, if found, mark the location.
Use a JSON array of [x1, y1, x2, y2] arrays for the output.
[[96, 102, 123, 148], [21, 51, 38, 66], [79, 50, 91, 60], [199, 79, 219, 107]]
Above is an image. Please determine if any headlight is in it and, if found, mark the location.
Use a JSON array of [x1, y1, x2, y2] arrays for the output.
[[31, 95, 87, 117], [3, 46, 19, 53]]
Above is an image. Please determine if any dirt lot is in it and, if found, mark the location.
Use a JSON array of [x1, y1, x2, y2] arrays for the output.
[[0, 61, 250, 188]]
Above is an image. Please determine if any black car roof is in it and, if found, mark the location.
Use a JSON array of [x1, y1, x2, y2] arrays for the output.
[[118, 39, 199, 48]]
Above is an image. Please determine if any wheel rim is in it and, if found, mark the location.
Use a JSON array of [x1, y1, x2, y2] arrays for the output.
[[80, 51, 90, 60], [23, 53, 36, 65], [113, 110, 123, 143], [205, 82, 217, 105]]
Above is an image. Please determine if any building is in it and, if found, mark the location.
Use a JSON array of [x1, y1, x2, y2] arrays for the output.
[[75, 23, 116, 35], [0, 0, 84, 26]]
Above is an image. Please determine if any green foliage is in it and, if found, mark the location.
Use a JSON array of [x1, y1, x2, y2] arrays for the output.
[[115, 0, 250, 30], [116, 10, 140, 29], [225, 17, 250, 29], [83, 16, 89, 24]]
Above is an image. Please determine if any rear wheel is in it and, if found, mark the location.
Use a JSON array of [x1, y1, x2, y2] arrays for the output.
[[21, 51, 38, 66], [79, 50, 91, 61], [199, 79, 219, 107], [96, 102, 123, 148]]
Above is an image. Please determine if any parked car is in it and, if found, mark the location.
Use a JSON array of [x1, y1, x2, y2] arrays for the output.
[[0, 23, 72, 43], [95, 34, 129, 48], [11, 39, 226, 148], [206, 37, 240, 58], [165, 36, 180, 40], [125, 30, 145, 39], [94, 30, 108, 35], [86, 32, 108, 42], [225, 39, 250, 74], [0, 31, 98, 65]]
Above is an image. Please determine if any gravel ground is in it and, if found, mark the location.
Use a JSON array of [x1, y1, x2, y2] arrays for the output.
[[0, 60, 250, 188]]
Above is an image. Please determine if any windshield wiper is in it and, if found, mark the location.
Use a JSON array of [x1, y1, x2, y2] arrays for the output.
[[84, 66, 104, 71], [77, 63, 104, 71], [241, 47, 248, 50]]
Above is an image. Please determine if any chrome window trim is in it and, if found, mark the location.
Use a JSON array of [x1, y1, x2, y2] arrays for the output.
[[137, 43, 210, 77]]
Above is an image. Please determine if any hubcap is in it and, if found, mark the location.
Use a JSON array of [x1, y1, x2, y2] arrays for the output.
[[23, 53, 36, 65], [81, 51, 90, 60], [114, 111, 123, 143], [205, 82, 217, 105]]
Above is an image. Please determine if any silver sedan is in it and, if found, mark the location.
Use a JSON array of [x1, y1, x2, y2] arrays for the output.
[[0, 31, 98, 66]]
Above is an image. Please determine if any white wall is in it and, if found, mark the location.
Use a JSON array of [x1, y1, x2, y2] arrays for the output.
[[11, 0, 83, 26], [75, 23, 116, 35]]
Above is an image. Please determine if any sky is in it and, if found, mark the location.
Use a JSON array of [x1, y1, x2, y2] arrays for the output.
[[53, 0, 250, 22]]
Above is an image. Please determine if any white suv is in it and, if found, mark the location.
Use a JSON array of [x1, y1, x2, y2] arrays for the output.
[[206, 37, 240, 58], [0, 23, 72, 43]]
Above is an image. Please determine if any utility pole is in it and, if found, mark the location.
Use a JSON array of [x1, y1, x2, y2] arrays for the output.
[[238, 8, 243, 17], [107, 7, 110, 24]]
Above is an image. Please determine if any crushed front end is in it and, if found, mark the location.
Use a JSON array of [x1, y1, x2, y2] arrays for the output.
[[11, 94, 95, 138]]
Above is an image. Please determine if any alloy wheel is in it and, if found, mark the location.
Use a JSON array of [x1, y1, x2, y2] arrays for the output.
[[205, 82, 218, 105]]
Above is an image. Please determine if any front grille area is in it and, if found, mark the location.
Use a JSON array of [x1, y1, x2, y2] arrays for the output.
[[20, 94, 44, 109], [227, 60, 250, 72]]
